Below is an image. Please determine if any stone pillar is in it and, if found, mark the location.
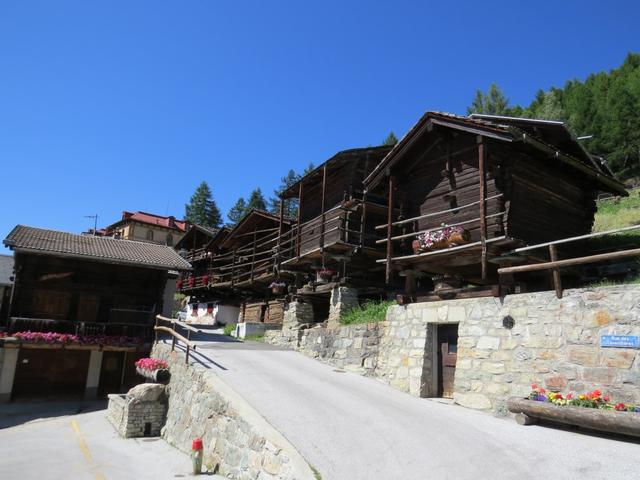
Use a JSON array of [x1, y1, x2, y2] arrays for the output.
[[283, 300, 314, 331], [84, 350, 104, 400], [0, 348, 19, 402], [328, 286, 358, 329]]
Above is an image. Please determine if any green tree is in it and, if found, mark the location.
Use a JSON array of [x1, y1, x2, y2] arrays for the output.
[[269, 169, 300, 218], [467, 83, 511, 115], [184, 181, 222, 228], [383, 131, 398, 145], [303, 162, 315, 175], [246, 187, 267, 211], [227, 197, 247, 226]]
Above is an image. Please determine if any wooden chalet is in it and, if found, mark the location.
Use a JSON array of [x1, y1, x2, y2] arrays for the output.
[[363, 112, 628, 298], [277, 145, 393, 288], [175, 224, 229, 297], [1, 225, 191, 400]]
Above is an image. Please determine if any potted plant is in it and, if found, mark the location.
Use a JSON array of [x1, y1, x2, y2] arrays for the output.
[[413, 224, 470, 254], [316, 268, 336, 283], [135, 357, 170, 383], [269, 280, 287, 295], [507, 385, 640, 437]]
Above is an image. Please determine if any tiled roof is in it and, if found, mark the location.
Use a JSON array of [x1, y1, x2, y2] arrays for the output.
[[0, 254, 13, 286], [109, 211, 188, 232], [3, 225, 192, 271]]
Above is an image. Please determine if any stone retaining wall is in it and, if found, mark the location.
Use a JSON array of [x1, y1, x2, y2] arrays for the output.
[[152, 343, 315, 480], [266, 285, 640, 414]]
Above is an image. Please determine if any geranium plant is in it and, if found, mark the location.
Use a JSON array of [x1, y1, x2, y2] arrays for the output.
[[135, 357, 169, 371], [12, 331, 144, 346], [528, 384, 639, 412], [416, 224, 468, 251]]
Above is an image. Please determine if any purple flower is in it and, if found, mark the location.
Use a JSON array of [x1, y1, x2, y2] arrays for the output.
[[533, 395, 547, 402]]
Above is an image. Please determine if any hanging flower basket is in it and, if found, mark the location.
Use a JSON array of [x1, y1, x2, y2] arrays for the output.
[[413, 225, 470, 254], [507, 385, 640, 438]]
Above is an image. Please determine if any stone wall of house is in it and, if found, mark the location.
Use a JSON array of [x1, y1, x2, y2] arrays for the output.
[[266, 285, 640, 414], [152, 343, 315, 480]]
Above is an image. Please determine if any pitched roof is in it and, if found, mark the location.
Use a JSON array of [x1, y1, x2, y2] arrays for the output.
[[281, 145, 393, 199], [174, 224, 220, 250], [106, 211, 188, 233], [363, 111, 627, 196], [3, 225, 192, 271], [0, 254, 13, 286]]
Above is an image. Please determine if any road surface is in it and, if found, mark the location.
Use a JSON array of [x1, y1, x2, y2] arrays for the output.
[[182, 335, 639, 480]]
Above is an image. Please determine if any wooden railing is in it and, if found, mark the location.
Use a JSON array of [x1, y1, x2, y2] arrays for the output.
[[8, 317, 152, 340], [154, 315, 200, 364], [497, 224, 640, 299]]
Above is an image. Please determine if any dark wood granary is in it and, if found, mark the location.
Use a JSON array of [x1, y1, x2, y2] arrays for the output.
[[277, 145, 393, 288], [363, 112, 627, 296]]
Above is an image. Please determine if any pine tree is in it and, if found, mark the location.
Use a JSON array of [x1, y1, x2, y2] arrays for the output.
[[184, 181, 222, 228], [269, 170, 300, 218], [246, 188, 267, 212], [383, 132, 398, 145], [467, 83, 510, 115], [227, 197, 247, 226], [303, 162, 315, 175]]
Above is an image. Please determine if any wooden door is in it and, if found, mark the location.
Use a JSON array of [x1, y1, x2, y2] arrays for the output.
[[13, 349, 90, 400], [437, 324, 458, 398], [98, 351, 125, 398]]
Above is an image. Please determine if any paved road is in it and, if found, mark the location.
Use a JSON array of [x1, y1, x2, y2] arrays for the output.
[[0, 401, 222, 479], [182, 335, 639, 480]]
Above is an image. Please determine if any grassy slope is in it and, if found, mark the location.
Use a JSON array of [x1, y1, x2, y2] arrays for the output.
[[593, 188, 640, 232]]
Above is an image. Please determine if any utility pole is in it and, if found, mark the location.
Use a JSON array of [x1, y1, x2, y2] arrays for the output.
[[85, 214, 98, 235]]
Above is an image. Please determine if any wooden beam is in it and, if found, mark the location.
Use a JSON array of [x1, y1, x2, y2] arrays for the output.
[[320, 164, 327, 251], [498, 248, 640, 275], [549, 244, 562, 299], [385, 175, 395, 284], [276, 198, 284, 269], [478, 137, 488, 280], [296, 182, 304, 259], [250, 228, 257, 283]]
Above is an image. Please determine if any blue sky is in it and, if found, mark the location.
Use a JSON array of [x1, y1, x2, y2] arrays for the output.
[[1, 1, 639, 251]]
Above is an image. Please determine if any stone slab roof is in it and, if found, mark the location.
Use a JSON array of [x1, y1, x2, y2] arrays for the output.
[[3, 225, 192, 271]]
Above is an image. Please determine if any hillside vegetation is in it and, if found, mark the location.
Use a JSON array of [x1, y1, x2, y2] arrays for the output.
[[470, 53, 640, 180]]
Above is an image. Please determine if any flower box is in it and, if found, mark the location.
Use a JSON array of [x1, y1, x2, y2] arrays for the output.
[[507, 397, 640, 438], [413, 225, 470, 254]]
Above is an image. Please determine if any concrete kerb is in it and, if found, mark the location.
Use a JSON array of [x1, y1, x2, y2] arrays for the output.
[[153, 343, 316, 480]]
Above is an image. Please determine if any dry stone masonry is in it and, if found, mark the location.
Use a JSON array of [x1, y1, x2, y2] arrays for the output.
[[152, 343, 315, 480], [266, 285, 640, 414], [107, 383, 167, 438]]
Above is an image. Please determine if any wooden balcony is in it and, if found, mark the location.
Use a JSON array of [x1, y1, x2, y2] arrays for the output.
[[8, 317, 153, 341]]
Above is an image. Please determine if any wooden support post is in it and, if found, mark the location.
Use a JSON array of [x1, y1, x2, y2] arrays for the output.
[[296, 182, 304, 259], [154, 315, 159, 344], [385, 175, 395, 285], [276, 198, 284, 269], [549, 244, 563, 298], [478, 137, 488, 280], [360, 191, 367, 247], [250, 227, 257, 283], [320, 164, 327, 251], [231, 249, 237, 286]]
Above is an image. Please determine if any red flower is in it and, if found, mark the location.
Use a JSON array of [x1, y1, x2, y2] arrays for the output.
[[531, 384, 538, 390], [566, 393, 573, 400], [539, 387, 546, 394], [604, 395, 610, 402], [592, 389, 601, 397], [614, 403, 626, 411]]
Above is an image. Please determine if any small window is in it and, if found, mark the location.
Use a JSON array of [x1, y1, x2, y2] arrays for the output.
[[166, 234, 173, 246], [146, 230, 154, 241]]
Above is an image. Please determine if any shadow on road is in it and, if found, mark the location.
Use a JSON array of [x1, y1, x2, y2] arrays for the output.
[[0, 400, 107, 430]]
